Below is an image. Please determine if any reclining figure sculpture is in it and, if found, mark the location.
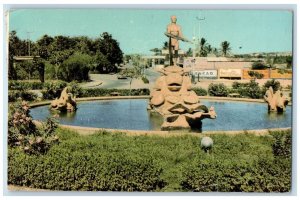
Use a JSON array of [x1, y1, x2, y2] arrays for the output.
[[50, 86, 77, 112]]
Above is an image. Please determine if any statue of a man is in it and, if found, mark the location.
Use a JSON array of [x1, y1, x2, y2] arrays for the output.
[[166, 15, 183, 66]]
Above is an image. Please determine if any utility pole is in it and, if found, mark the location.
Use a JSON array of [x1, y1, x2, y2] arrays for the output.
[[196, 14, 205, 56], [26, 31, 33, 56]]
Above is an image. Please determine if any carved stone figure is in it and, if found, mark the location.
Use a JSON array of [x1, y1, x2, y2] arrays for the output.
[[264, 86, 289, 112], [50, 87, 77, 112], [148, 65, 216, 131]]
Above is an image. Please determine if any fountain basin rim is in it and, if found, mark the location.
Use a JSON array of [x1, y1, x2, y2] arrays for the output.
[[30, 96, 292, 135], [47, 123, 290, 137], [29, 95, 292, 108]]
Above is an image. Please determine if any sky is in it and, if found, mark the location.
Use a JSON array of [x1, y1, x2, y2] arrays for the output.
[[8, 9, 293, 55]]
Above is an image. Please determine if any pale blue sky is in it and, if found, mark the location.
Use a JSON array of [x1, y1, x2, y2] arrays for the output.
[[9, 9, 293, 55]]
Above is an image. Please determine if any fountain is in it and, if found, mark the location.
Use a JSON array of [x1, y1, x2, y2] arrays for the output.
[[147, 15, 216, 131]]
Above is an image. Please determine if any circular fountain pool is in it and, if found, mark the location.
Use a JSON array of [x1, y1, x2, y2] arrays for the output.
[[30, 99, 292, 131]]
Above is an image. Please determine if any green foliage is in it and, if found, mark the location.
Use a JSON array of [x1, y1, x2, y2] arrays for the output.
[[231, 80, 263, 99], [93, 52, 111, 73], [80, 88, 150, 97], [191, 87, 208, 96], [208, 83, 229, 97], [8, 101, 59, 155], [42, 81, 68, 100], [271, 131, 292, 158], [180, 130, 291, 192], [67, 81, 84, 97], [142, 76, 149, 84], [8, 129, 291, 192], [252, 62, 268, 70], [58, 53, 92, 82], [263, 79, 281, 92], [8, 90, 37, 102], [9, 81, 44, 90], [8, 131, 165, 191], [248, 71, 264, 79]]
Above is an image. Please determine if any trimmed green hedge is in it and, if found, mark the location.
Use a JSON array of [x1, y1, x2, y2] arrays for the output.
[[8, 131, 165, 191], [8, 129, 291, 192], [79, 88, 150, 97], [191, 87, 208, 96]]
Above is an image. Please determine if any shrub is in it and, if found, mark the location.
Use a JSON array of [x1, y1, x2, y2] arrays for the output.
[[248, 71, 264, 79], [142, 76, 149, 84], [8, 90, 37, 102], [252, 62, 268, 70], [231, 80, 262, 99], [208, 83, 228, 97], [80, 88, 150, 97], [9, 81, 44, 90], [263, 79, 281, 92], [8, 101, 59, 155], [180, 130, 292, 192], [192, 87, 208, 96], [58, 53, 92, 82], [271, 131, 292, 158], [8, 131, 165, 191], [42, 81, 67, 100]]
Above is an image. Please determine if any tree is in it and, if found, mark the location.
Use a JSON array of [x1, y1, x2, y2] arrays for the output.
[[8, 31, 28, 79], [49, 50, 74, 79], [94, 32, 123, 73], [58, 53, 92, 82], [186, 48, 193, 57], [221, 41, 231, 57], [93, 52, 111, 73], [37, 34, 54, 60], [206, 44, 212, 54], [199, 38, 207, 57]]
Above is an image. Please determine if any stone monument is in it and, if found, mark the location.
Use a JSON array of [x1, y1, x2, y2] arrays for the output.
[[264, 86, 289, 112], [148, 65, 216, 131], [50, 86, 77, 112]]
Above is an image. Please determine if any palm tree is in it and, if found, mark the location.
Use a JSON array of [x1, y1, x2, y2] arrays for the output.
[[199, 37, 207, 57], [206, 44, 212, 54], [221, 41, 231, 57]]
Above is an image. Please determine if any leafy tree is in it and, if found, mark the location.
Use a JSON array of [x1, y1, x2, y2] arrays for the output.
[[58, 53, 92, 82], [221, 41, 231, 57], [94, 32, 123, 73], [9, 31, 27, 79], [49, 50, 74, 79], [37, 34, 54, 60], [93, 52, 111, 73]]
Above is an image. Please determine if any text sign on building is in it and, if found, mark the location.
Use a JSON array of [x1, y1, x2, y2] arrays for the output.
[[192, 70, 218, 78], [219, 69, 242, 78]]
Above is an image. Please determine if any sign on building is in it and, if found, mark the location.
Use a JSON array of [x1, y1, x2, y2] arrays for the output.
[[219, 69, 242, 79], [191, 70, 218, 79]]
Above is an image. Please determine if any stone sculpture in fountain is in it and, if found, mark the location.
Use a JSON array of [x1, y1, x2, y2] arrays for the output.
[[264, 86, 289, 112], [148, 65, 217, 131], [50, 86, 77, 112], [147, 15, 216, 131]]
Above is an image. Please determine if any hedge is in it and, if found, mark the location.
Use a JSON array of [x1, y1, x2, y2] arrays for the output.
[[8, 131, 165, 191], [191, 87, 208, 96], [8, 129, 291, 192], [79, 88, 150, 97]]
